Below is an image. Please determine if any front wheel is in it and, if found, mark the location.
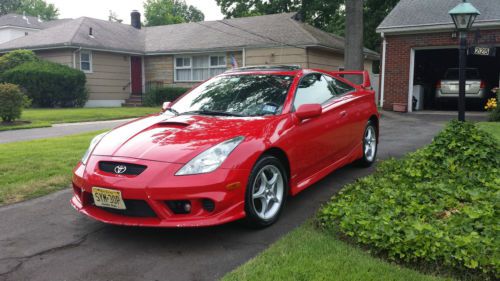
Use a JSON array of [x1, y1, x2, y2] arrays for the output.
[[243, 155, 288, 228], [356, 120, 378, 167]]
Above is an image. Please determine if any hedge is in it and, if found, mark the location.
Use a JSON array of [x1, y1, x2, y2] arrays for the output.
[[143, 87, 189, 106], [319, 121, 500, 278], [2, 60, 87, 108], [0, 49, 38, 74]]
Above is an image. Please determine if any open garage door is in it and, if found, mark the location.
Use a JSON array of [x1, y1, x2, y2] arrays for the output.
[[411, 47, 499, 111]]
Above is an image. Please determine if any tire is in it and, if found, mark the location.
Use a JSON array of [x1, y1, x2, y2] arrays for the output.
[[243, 155, 288, 228], [356, 120, 378, 168]]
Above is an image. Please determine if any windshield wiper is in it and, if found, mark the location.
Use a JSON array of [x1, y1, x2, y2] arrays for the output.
[[163, 108, 179, 116], [182, 110, 244, 117]]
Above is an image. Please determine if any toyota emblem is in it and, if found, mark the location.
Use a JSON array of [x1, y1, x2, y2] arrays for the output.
[[114, 165, 127, 174]]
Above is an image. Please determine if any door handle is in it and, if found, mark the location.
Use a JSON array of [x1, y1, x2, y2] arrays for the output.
[[340, 110, 348, 117]]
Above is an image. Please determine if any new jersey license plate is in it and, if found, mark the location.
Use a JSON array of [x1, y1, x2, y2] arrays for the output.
[[92, 187, 126, 210]]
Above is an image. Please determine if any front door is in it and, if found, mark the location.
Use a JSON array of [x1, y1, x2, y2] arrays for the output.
[[131, 56, 142, 94]]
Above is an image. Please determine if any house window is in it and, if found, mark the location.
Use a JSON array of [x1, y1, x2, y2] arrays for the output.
[[80, 51, 92, 73], [175, 54, 227, 82]]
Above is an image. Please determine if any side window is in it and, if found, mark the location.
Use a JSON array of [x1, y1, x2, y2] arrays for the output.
[[293, 74, 336, 109], [328, 76, 355, 96]]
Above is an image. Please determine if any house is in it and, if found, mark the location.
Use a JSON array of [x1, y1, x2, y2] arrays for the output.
[[0, 12, 379, 107], [377, 0, 500, 112], [0, 13, 71, 44]]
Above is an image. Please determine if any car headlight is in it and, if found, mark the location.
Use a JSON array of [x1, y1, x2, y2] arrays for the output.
[[176, 136, 244, 176], [81, 132, 107, 166]]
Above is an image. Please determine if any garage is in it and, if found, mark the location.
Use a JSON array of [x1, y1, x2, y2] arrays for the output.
[[376, 0, 500, 113], [412, 47, 500, 111]]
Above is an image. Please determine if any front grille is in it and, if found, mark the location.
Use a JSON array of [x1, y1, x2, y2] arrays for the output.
[[94, 198, 157, 217], [98, 161, 147, 176]]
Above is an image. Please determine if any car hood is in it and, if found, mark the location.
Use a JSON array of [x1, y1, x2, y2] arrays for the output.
[[92, 113, 272, 163]]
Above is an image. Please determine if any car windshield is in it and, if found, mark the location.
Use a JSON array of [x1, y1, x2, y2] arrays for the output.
[[169, 74, 294, 117], [444, 69, 480, 80]]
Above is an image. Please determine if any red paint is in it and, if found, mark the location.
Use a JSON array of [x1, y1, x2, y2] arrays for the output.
[[131, 56, 142, 94], [71, 68, 379, 227]]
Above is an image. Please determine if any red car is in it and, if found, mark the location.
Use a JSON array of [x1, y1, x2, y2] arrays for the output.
[[71, 66, 379, 228]]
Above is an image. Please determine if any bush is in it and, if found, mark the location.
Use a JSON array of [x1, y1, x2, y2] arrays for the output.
[[143, 87, 189, 106], [319, 121, 500, 278], [0, 50, 38, 75], [0, 83, 26, 122], [2, 60, 87, 108], [487, 90, 500, 121]]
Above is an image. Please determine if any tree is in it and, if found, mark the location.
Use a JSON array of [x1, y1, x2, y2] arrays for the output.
[[108, 10, 123, 23], [144, 0, 204, 27], [344, 0, 364, 83], [0, 0, 58, 20], [215, 0, 400, 52]]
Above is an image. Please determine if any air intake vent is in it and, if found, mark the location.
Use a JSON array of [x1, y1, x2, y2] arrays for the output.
[[98, 162, 147, 176]]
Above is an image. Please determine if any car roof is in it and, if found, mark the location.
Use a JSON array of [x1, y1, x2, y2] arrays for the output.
[[223, 65, 329, 76]]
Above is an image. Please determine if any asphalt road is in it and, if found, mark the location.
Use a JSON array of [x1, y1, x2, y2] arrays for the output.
[[0, 119, 134, 144], [0, 112, 487, 281]]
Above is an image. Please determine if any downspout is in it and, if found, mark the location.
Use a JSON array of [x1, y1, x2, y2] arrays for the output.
[[72, 47, 82, 69], [242, 48, 246, 67], [380, 33, 387, 108]]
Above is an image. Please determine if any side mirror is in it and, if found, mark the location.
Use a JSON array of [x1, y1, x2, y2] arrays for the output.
[[162, 101, 172, 112], [295, 104, 322, 120]]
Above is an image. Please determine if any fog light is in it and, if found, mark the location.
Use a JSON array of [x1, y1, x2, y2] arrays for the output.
[[202, 199, 215, 212], [165, 200, 191, 214], [183, 202, 191, 212]]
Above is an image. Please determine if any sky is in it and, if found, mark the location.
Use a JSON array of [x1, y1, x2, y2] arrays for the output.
[[45, 0, 225, 23]]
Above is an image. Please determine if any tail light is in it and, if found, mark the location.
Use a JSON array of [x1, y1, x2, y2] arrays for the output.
[[436, 81, 441, 89], [480, 81, 485, 89]]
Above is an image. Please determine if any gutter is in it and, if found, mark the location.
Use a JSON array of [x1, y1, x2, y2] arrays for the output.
[[377, 21, 500, 35], [380, 32, 387, 108]]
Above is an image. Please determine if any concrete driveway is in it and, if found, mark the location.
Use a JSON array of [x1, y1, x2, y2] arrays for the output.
[[0, 112, 486, 281]]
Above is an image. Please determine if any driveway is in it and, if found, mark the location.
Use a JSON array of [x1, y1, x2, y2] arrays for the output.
[[0, 119, 134, 144], [0, 112, 486, 281]]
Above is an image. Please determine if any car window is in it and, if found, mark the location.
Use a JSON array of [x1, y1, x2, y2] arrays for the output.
[[444, 69, 480, 80], [326, 76, 355, 96], [294, 74, 336, 109]]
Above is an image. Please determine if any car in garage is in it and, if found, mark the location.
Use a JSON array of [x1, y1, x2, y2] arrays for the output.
[[71, 66, 379, 228], [435, 68, 486, 99]]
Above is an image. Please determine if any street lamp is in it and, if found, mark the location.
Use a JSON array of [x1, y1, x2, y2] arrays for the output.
[[449, 0, 480, 121]]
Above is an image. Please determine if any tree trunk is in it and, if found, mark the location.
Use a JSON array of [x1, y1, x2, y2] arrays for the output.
[[344, 0, 364, 84]]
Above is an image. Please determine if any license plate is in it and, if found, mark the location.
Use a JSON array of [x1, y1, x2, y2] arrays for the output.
[[92, 187, 126, 210]]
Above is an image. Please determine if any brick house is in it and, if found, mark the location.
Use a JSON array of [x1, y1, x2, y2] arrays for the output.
[[0, 12, 379, 107], [377, 0, 500, 112]]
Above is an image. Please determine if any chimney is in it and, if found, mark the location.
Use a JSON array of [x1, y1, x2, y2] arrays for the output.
[[131, 10, 141, 29]]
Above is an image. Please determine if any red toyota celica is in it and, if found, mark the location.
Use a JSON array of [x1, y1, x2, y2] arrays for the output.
[[71, 66, 379, 228]]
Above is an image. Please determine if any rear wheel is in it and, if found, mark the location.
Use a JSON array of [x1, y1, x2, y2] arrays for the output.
[[244, 155, 287, 228], [356, 120, 378, 167]]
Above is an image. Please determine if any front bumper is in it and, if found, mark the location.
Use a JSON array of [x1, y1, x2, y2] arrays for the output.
[[71, 156, 249, 227]]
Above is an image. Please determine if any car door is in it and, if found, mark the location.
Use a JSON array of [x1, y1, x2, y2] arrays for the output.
[[287, 73, 345, 182], [323, 75, 360, 159]]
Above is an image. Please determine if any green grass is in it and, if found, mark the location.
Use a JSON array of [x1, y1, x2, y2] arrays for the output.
[[223, 222, 451, 281], [0, 107, 160, 131], [0, 131, 105, 205], [477, 122, 500, 142]]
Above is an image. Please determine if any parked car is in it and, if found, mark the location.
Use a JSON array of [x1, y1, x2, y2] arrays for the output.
[[436, 68, 485, 99], [71, 66, 379, 228]]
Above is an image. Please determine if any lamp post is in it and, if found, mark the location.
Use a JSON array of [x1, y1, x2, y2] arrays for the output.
[[449, 0, 480, 122]]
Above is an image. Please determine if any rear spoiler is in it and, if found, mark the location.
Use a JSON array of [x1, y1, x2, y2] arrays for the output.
[[329, 70, 372, 89]]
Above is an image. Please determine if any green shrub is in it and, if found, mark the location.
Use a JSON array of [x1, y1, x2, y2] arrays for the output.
[[143, 87, 189, 106], [319, 121, 500, 278], [488, 91, 500, 122], [0, 50, 38, 75], [2, 60, 87, 108], [0, 83, 26, 122]]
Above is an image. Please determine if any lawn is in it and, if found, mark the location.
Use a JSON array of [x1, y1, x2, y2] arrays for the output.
[[0, 107, 160, 131], [223, 222, 450, 281], [0, 131, 105, 205], [477, 122, 500, 143]]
